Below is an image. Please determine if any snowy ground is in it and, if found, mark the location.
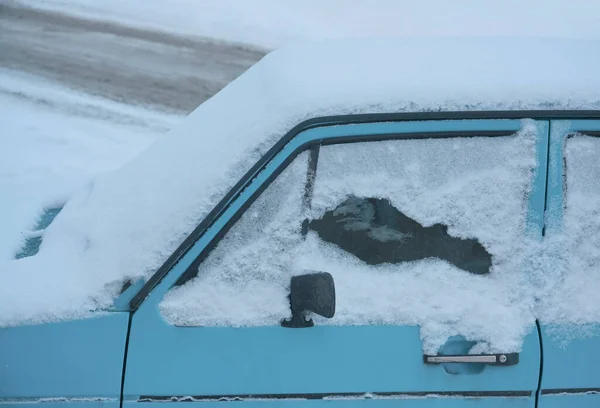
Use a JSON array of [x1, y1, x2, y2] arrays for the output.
[[0, 69, 181, 259], [17, 0, 600, 49], [0, 4, 264, 112], [0, 3, 262, 258]]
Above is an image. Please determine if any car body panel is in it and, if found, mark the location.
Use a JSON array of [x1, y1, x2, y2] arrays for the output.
[[125, 312, 541, 396], [0, 313, 128, 399], [126, 397, 534, 408], [538, 393, 600, 408], [539, 324, 600, 390], [0, 400, 119, 408]]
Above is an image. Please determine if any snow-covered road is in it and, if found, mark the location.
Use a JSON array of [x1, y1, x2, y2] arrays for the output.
[[1, 3, 264, 113]]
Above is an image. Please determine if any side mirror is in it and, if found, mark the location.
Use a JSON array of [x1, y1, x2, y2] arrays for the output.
[[281, 271, 336, 328]]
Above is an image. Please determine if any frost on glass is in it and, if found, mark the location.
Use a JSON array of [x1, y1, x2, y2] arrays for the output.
[[160, 152, 310, 326], [539, 135, 600, 328], [160, 123, 540, 354], [300, 123, 539, 353]]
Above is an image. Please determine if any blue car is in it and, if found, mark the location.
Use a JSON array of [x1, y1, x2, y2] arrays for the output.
[[2, 38, 600, 408]]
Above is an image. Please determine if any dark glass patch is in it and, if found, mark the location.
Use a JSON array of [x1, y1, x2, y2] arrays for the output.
[[308, 196, 492, 274]]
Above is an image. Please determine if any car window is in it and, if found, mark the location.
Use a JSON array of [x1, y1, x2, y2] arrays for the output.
[[538, 134, 600, 325], [160, 152, 311, 327], [159, 125, 539, 354]]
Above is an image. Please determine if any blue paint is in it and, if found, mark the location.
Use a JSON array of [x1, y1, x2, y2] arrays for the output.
[[0, 400, 119, 408], [539, 324, 600, 390], [124, 119, 543, 405], [127, 397, 534, 408], [538, 393, 600, 408], [110, 279, 145, 311], [125, 315, 540, 396], [0, 313, 128, 399], [539, 120, 600, 403]]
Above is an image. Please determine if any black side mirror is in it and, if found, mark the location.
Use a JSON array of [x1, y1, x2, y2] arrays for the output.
[[281, 271, 336, 328]]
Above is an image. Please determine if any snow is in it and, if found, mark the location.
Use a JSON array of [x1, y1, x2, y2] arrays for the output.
[[160, 153, 309, 327], [308, 130, 538, 353], [161, 126, 538, 354], [0, 69, 181, 326], [19, 0, 600, 49], [538, 135, 600, 326], [2, 37, 600, 328]]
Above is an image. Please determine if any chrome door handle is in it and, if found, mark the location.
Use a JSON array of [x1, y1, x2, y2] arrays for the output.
[[423, 353, 518, 366]]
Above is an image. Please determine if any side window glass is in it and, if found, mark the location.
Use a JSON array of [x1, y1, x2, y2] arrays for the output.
[[300, 128, 537, 352], [540, 134, 600, 324], [160, 152, 310, 326], [564, 134, 600, 264]]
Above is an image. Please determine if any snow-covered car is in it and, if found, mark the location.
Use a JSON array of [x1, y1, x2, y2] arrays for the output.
[[2, 38, 600, 408]]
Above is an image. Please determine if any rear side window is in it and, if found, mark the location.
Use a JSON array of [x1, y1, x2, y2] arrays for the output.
[[159, 124, 539, 353], [539, 134, 600, 326]]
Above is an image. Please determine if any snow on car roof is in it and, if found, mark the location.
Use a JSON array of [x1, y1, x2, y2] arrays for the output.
[[2, 37, 600, 326]]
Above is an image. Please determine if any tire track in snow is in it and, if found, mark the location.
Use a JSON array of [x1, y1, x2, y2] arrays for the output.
[[0, 3, 265, 113]]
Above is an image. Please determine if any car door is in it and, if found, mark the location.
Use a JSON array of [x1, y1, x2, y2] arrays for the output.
[[536, 120, 600, 408], [123, 118, 547, 408]]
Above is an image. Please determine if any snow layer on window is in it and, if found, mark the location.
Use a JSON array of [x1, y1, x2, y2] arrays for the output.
[[538, 135, 600, 327], [162, 123, 538, 354], [297, 124, 539, 353], [160, 152, 309, 326]]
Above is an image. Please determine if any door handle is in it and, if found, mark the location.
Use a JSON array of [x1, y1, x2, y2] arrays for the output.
[[423, 353, 519, 366]]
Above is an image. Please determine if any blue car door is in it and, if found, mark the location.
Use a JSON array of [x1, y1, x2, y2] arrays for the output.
[[536, 120, 600, 408], [123, 118, 547, 408]]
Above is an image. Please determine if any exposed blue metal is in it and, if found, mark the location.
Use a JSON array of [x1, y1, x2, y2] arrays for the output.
[[110, 279, 145, 311], [540, 324, 600, 390], [127, 397, 534, 407], [0, 313, 128, 399], [0, 400, 119, 408], [124, 119, 544, 406], [538, 393, 600, 408]]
